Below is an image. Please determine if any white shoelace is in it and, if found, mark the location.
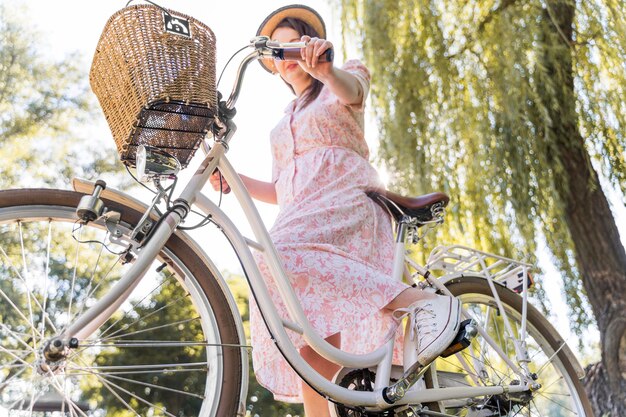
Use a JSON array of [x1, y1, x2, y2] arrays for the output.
[[392, 303, 438, 350]]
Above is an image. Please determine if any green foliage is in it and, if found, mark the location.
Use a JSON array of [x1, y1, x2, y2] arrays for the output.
[[338, 0, 626, 333], [0, 3, 126, 189], [226, 273, 304, 417], [84, 276, 207, 416]]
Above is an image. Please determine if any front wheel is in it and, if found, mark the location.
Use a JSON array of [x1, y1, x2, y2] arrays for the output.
[[0, 189, 243, 416], [434, 277, 594, 417]]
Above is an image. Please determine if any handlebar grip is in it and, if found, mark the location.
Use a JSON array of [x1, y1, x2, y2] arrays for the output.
[[274, 48, 334, 63]]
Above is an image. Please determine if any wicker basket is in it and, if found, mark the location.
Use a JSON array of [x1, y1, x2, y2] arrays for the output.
[[90, 5, 218, 168]]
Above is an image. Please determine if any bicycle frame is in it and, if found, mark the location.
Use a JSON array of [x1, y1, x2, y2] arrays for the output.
[[69, 151, 535, 409], [64, 45, 541, 410]]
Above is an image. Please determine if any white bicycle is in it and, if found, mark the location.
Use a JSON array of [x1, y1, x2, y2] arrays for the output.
[[0, 4, 592, 417]]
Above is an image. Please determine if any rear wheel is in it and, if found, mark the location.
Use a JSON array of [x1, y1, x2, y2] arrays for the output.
[[435, 277, 593, 417], [0, 189, 243, 416]]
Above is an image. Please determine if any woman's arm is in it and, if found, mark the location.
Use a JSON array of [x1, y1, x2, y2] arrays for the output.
[[318, 67, 363, 106], [209, 171, 277, 205], [240, 174, 277, 204], [298, 36, 364, 106]]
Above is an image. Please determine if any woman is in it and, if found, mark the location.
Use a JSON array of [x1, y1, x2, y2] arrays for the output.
[[210, 5, 461, 416]]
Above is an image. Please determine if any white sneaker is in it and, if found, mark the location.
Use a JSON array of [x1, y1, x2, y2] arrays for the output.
[[395, 294, 462, 368]]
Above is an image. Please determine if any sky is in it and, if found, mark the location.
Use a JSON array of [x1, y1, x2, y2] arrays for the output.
[[3, 0, 610, 363]]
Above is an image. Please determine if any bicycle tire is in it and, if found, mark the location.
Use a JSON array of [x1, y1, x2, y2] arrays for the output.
[[437, 276, 594, 416], [0, 188, 243, 416]]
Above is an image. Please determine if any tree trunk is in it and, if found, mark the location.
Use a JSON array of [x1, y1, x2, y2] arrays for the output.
[[544, 2, 626, 415]]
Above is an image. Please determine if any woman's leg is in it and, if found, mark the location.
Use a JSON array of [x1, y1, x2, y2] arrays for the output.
[[300, 333, 341, 417], [383, 286, 438, 311]]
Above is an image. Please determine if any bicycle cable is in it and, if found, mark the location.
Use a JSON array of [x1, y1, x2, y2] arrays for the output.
[[217, 44, 251, 89], [125, 165, 158, 195], [71, 220, 128, 256], [178, 211, 215, 230]]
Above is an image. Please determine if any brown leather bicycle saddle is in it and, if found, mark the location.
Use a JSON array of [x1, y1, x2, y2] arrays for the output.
[[366, 189, 450, 224]]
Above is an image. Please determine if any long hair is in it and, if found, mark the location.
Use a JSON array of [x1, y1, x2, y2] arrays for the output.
[[275, 17, 324, 109]]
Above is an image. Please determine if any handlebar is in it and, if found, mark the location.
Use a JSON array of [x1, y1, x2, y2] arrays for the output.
[[221, 37, 334, 124], [265, 39, 334, 63], [273, 47, 333, 63]]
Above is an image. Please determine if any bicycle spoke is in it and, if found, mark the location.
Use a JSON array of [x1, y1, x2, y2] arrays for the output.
[[11, 368, 68, 415], [533, 341, 570, 378], [7, 393, 29, 414], [510, 405, 527, 417], [67, 367, 206, 376], [83, 254, 121, 302], [460, 329, 510, 386], [32, 360, 122, 417], [67, 226, 82, 330], [45, 374, 90, 417], [79, 367, 205, 400], [40, 220, 53, 337], [98, 273, 176, 340], [60, 254, 123, 339], [0, 256, 46, 340], [88, 368, 172, 417], [100, 289, 189, 340], [96, 316, 201, 342], [69, 361, 208, 372], [18, 221, 39, 350], [535, 390, 578, 415], [0, 323, 37, 355], [27, 390, 37, 415], [438, 355, 480, 386], [528, 403, 544, 417], [82, 340, 214, 348], [0, 344, 35, 369], [540, 391, 575, 397], [539, 376, 569, 400], [0, 241, 59, 335], [490, 306, 514, 385], [0, 365, 28, 393], [0, 361, 29, 369], [65, 235, 111, 332], [474, 302, 528, 386], [0, 350, 30, 360]]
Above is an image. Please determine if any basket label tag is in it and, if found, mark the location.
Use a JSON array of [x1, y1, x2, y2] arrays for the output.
[[164, 13, 191, 38]]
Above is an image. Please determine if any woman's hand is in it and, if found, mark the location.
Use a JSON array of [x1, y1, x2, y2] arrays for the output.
[[209, 170, 230, 194], [298, 35, 334, 81]]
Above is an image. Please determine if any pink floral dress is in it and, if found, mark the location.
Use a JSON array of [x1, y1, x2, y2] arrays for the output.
[[250, 60, 408, 403]]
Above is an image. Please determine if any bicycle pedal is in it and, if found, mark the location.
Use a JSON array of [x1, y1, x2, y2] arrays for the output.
[[440, 319, 477, 358]]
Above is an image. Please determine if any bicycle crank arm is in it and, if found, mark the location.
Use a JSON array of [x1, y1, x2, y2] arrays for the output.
[[383, 319, 478, 404], [383, 360, 431, 404]]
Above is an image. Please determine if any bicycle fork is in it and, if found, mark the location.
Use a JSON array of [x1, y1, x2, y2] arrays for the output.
[[41, 140, 231, 363]]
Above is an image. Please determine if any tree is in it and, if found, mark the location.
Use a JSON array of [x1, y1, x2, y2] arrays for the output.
[[0, 3, 123, 189], [0, 4, 138, 414], [84, 275, 208, 416], [338, 0, 626, 415]]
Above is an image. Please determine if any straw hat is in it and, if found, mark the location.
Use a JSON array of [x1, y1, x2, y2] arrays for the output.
[[256, 4, 326, 74]]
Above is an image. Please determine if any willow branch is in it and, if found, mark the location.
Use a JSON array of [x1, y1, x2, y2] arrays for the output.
[[478, 0, 519, 32]]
